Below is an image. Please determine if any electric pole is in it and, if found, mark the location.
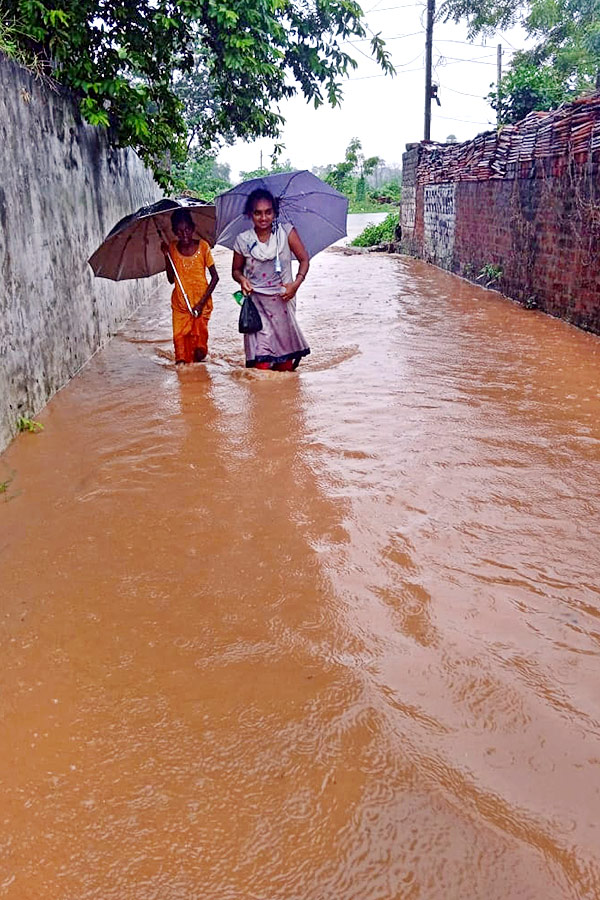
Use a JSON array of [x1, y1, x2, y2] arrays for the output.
[[424, 0, 435, 140], [497, 44, 502, 126]]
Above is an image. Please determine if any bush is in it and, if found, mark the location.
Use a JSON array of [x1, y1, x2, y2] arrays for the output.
[[368, 179, 401, 205], [351, 212, 399, 247]]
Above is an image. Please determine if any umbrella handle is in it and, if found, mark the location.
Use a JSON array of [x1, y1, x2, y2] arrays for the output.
[[166, 251, 198, 318]]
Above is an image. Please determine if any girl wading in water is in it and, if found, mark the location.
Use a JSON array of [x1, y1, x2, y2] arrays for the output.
[[161, 209, 219, 365], [232, 189, 310, 371]]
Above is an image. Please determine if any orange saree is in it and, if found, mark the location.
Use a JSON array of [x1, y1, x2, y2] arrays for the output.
[[169, 240, 215, 363]]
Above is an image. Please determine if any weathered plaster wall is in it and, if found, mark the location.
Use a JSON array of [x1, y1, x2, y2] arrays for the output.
[[400, 96, 600, 335], [0, 53, 162, 451]]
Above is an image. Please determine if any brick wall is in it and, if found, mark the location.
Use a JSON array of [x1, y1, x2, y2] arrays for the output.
[[400, 95, 600, 334]]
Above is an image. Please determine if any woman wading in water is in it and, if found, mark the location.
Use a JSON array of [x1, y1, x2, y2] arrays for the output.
[[232, 189, 310, 371]]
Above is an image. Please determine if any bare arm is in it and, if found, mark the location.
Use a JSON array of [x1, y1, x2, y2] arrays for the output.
[[232, 250, 252, 295], [281, 228, 309, 301], [160, 242, 175, 284], [193, 264, 219, 315]]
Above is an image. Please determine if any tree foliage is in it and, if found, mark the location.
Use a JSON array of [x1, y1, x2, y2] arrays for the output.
[[441, 0, 599, 121], [3, 0, 394, 188], [490, 59, 574, 123], [369, 179, 401, 204], [324, 137, 380, 195], [321, 138, 400, 210], [239, 159, 297, 181], [174, 152, 232, 200]]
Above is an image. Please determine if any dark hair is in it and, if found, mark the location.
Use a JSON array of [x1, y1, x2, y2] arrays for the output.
[[171, 208, 195, 230], [244, 189, 279, 217]]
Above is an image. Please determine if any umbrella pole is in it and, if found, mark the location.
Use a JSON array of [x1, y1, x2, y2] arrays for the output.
[[274, 219, 282, 274], [167, 251, 198, 318]]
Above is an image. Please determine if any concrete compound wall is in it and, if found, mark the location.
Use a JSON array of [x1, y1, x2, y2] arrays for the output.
[[401, 97, 600, 335], [0, 53, 163, 451]]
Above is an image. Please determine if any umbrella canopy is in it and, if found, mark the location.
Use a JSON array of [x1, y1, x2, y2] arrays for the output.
[[215, 170, 348, 259], [88, 197, 216, 281]]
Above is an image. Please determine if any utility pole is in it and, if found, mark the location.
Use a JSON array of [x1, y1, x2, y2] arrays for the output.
[[497, 44, 502, 126], [424, 0, 435, 140]]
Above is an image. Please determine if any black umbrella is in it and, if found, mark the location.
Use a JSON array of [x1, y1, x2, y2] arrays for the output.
[[88, 197, 216, 281]]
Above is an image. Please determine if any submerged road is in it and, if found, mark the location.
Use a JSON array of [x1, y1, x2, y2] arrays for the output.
[[2, 222, 600, 899]]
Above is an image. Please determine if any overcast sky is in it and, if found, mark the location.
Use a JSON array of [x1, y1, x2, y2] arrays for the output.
[[217, 3, 529, 182]]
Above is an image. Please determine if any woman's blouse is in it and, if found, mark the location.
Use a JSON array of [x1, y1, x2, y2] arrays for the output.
[[233, 223, 294, 295]]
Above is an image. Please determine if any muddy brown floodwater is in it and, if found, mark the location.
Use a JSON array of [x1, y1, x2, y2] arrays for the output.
[[2, 223, 600, 900]]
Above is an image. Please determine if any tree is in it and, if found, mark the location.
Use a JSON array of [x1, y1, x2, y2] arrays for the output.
[[325, 137, 381, 200], [440, 0, 599, 119], [490, 59, 573, 124], [175, 152, 232, 200], [5, 0, 395, 188], [173, 63, 238, 153], [239, 159, 296, 182]]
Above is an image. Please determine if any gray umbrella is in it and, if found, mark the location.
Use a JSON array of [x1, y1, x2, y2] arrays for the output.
[[215, 170, 348, 258], [88, 197, 216, 281]]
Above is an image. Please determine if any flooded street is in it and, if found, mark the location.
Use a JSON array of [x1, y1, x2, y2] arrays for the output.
[[2, 217, 600, 899]]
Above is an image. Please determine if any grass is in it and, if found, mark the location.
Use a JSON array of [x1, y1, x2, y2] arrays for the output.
[[476, 263, 503, 287], [349, 200, 399, 214], [0, 19, 51, 80], [16, 416, 44, 433]]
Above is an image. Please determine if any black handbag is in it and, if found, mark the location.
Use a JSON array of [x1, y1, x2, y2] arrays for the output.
[[238, 294, 263, 334]]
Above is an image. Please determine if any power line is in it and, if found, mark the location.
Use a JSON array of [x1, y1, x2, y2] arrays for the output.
[[346, 39, 388, 64], [442, 84, 488, 98], [345, 29, 423, 44], [432, 37, 518, 50], [348, 31, 520, 51], [498, 33, 519, 50], [349, 65, 424, 80], [346, 40, 425, 69], [435, 113, 493, 124], [365, 0, 388, 14], [347, 44, 512, 76], [397, 50, 425, 67], [364, 0, 385, 15], [435, 53, 499, 65], [367, 2, 426, 11], [347, 49, 503, 76], [354, 48, 423, 68]]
